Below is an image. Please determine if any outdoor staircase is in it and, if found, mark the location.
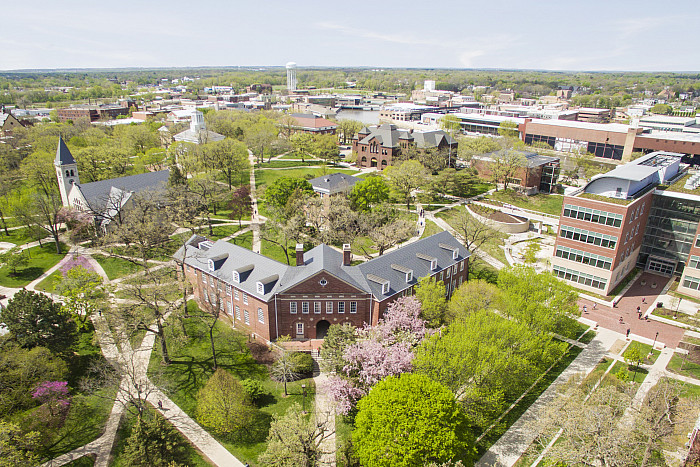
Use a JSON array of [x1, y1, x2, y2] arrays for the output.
[[311, 349, 324, 377]]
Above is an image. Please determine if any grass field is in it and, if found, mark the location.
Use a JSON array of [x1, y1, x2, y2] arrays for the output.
[[484, 190, 564, 216], [667, 353, 700, 380], [0, 227, 47, 245], [0, 242, 67, 287], [227, 230, 254, 250], [148, 317, 315, 465], [93, 255, 142, 281], [420, 219, 442, 239], [35, 270, 64, 293], [258, 160, 323, 168]]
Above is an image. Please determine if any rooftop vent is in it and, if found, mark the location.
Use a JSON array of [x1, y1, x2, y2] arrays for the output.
[[199, 241, 214, 251], [684, 173, 700, 191]]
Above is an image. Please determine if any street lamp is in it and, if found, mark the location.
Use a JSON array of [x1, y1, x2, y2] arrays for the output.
[[650, 331, 659, 358], [301, 383, 307, 414]]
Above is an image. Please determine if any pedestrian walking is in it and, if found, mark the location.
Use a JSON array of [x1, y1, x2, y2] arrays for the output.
[[619, 316, 624, 324], [583, 305, 587, 313], [626, 328, 631, 338], [638, 310, 642, 320], [642, 297, 646, 304], [158, 400, 163, 410], [593, 302, 597, 309]]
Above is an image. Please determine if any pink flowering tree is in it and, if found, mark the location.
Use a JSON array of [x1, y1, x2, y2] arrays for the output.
[[328, 296, 429, 414], [58, 208, 94, 242], [32, 381, 71, 419]]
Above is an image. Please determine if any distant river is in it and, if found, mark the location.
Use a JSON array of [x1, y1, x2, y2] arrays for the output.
[[336, 109, 380, 125]]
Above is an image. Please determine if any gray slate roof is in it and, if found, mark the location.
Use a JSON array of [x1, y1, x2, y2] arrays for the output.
[[482, 150, 558, 168], [308, 173, 361, 194], [358, 231, 468, 300], [357, 124, 456, 150], [55, 137, 76, 165], [176, 230, 470, 302], [76, 170, 170, 212]]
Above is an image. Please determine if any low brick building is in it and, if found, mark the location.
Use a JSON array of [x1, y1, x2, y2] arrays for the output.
[[471, 150, 561, 194], [175, 231, 470, 342]]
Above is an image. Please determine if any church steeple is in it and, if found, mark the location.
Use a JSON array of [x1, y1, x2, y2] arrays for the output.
[[54, 137, 79, 207]]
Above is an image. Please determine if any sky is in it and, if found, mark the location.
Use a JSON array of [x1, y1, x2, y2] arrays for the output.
[[2, 0, 699, 72]]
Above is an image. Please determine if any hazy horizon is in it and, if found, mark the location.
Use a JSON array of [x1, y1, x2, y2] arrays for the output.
[[3, 0, 699, 72]]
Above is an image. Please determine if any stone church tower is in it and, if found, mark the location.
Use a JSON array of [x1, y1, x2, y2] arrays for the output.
[[54, 137, 80, 207]]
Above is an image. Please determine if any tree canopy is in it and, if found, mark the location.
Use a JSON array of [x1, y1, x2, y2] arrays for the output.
[[353, 373, 475, 467]]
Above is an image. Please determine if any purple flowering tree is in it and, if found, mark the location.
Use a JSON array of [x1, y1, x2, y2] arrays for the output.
[[32, 381, 71, 418], [59, 255, 95, 276], [328, 296, 429, 414]]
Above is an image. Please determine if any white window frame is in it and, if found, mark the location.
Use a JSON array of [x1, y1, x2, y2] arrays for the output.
[[326, 302, 333, 314], [203, 289, 209, 302], [381, 282, 390, 294], [459, 260, 464, 272], [296, 322, 304, 335], [314, 302, 321, 314], [452, 249, 458, 260], [227, 301, 232, 315], [430, 259, 437, 270], [235, 305, 241, 320], [258, 307, 265, 324], [208, 259, 215, 272], [446, 268, 451, 278], [234, 289, 239, 300], [302, 301, 309, 314], [243, 292, 248, 305], [405, 271, 412, 283], [232, 270, 240, 283], [350, 301, 357, 313], [290, 302, 297, 314], [338, 301, 345, 313], [256, 282, 264, 294], [226, 284, 231, 296], [244, 309, 250, 325]]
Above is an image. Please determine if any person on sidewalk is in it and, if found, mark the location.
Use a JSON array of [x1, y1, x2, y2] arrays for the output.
[[642, 297, 646, 304], [619, 316, 624, 324], [158, 400, 163, 410], [593, 302, 597, 309], [582, 305, 587, 313], [626, 328, 631, 338]]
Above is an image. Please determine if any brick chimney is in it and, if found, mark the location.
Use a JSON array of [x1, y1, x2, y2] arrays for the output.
[[296, 244, 305, 266], [343, 244, 352, 266]]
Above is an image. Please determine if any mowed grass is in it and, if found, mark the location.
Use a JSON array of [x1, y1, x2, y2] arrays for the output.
[[0, 227, 47, 245], [0, 242, 67, 287], [484, 190, 564, 216], [420, 219, 443, 239], [254, 167, 360, 189], [93, 255, 142, 281], [35, 270, 64, 293], [667, 353, 700, 380], [148, 317, 316, 465]]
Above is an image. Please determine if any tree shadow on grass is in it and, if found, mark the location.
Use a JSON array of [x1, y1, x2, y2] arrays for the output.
[[8, 266, 45, 282]]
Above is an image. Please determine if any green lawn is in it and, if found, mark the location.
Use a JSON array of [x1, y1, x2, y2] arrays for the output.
[[228, 231, 254, 250], [420, 219, 442, 239], [468, 261, 500, 284], [258, 160, 323, 168], [277, 153, 323, 161], [254, 167, 360, 189], [208, 209, 252, 222], [666, 353, 700, 380], [611, 360, 647, 385], [0, 227, 46, 245], [93, 255, 143, 281], [35, 270, 64, 293], [148, 317, 316, 465], [110, 408, 212, 467], [484, 190, 564, 216], [205, 224, 245, 241], [653, 306, 700, 330], [0, 242, 67, 287], [437, 207, 508, 264], [260, 239, 294, 265]]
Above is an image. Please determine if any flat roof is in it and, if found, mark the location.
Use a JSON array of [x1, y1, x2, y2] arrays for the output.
[[526, 118, 631, 133], [452, 112, 526, 124]]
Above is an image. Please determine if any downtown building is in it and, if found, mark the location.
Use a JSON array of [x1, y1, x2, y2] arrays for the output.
[[551, 150, 700, 299], [176, 231, 470, 342]]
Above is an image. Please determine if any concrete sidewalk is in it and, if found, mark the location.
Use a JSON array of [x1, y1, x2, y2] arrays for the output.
[[477, 328, 619, 467]]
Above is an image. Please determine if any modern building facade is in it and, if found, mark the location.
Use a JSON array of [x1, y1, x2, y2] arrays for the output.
[[551, 151, 700, 299], [176, 231, 470, 342]]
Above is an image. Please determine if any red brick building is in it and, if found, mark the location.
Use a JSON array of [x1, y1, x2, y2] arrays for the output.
[[353, 124, 457, 169], [471, 150, 560, 194], [176, 231, 469, 342], [289, 113, 337, 135]]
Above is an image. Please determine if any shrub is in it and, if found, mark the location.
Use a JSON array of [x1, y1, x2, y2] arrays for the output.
[[292, 352, 314, 376], [241, 379, 267, 405]]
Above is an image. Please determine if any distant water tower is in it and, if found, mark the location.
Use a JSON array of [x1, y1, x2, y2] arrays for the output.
[[286, 62, 297, 92]]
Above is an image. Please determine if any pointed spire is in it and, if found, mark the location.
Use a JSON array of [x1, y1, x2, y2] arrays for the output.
[[55, 136, 76, 166]]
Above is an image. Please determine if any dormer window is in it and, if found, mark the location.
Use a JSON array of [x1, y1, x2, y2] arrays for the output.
[[381, 282, 390, 294], [256, 282, 264, 294], [406, 271, 413, 283], [208, 259, 215, 272], [232, 271, 240, 283], [452, 249, 458, 260], [431, 259, 437, 270]]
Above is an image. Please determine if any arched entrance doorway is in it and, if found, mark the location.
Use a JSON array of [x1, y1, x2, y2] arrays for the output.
[[316, 320, 331, 339], [371, 157, 378, 167]]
